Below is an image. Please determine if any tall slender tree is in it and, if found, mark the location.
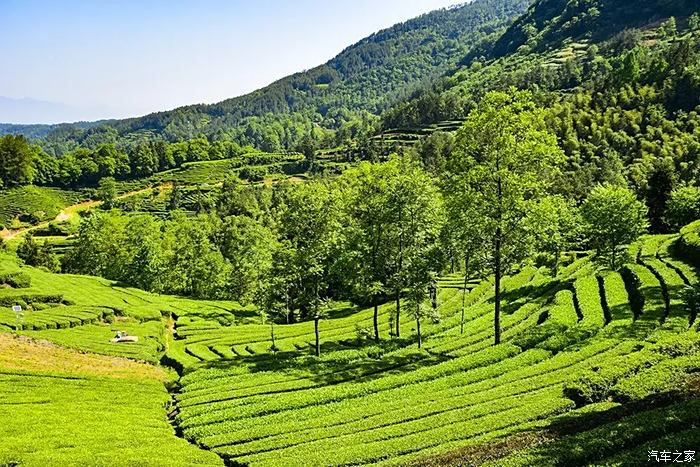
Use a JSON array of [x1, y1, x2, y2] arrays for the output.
[[340, 161, 395, 341], [448, 90, 564, 344], [385, 157, 444, 339], [441, 180, 486, 334], [276, 180, 342, 356], [340, 157, 443, 341]]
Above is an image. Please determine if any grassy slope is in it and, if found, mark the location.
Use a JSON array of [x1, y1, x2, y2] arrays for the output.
[[0, 333, 222, 466], [0, 252, 247, 363]]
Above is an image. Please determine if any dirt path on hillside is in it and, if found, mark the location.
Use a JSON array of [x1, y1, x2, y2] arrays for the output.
[[0, 185, 161, 241]]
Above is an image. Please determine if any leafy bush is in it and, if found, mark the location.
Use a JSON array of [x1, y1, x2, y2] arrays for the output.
[[0, 272, 31, 288], [683, 285, 700, 324], [676, 220, 700, 266], [564, 349, 664, 406], [611, 354, 700, 402], [492, 398, 700, 467], [239, 165, 268, 182], [667, 185, 700, 230], [16, 235, 60, 272], [0, 293, 63, 306]]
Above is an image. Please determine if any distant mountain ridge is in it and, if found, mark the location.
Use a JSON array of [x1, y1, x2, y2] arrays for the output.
[[0, 121, 105, 140], [0, 96, 115, 130], [1, 0, 531, 154]]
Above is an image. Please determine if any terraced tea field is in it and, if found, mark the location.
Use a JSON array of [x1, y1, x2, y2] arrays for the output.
[[0, 151, 309, 245], [0, 185, 84, 230], [149, 153, 306, 186], [1, 226, 699, 466]]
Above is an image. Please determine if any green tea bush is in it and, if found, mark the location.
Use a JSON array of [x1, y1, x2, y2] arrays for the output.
[[0, 370, 223, 466], [677, 220, 700, 266], [0, 293, 63, 306], [0, 271, 31, 288], [563, 349, 664, 405], [611, 353, 700, 402], [491, 398, 700, 467]]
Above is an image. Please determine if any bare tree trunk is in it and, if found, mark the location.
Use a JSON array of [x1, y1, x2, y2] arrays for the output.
[[314, 281, 321, 356], [494, 229, 502, 345], [371, 225, 382, 342], [396, 208, 403, 338], [285, 293, 290, 324], [460, 255, 470, 334], [395, 292, 401, 338], [416, 314, 422, 349], [270, 322, 276, 352], [314, 315, 320, 357], [373, 301, 379, 342], [494, 165, 502, 346]]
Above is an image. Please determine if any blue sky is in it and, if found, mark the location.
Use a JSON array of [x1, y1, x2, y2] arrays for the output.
[[0, 0, 461, 124]]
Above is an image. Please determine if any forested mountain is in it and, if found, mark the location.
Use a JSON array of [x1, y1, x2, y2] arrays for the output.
[[3, 0, 530, 155], [383, 0, 700, 234], [384, 0, 700, 128]]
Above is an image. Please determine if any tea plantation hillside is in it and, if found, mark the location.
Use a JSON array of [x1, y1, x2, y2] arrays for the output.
[[0, 150, 310, 234], [2, 1, 699, 465], [1, 222, 699, 466]]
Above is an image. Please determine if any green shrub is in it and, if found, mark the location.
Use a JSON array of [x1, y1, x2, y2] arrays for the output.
[[239, 166, 268, 182], [676, 220, 700, 266], [611, 354, 700, 402], [651, 332, 700, 357], [16, 235, 61, 272], [0, 294, 63, 306], [0, 272, 31, 288], [564, 349, 664, 406], [620, 265, 644, 317], [666, 185, 700, 230], [492, 398, 700, 467]]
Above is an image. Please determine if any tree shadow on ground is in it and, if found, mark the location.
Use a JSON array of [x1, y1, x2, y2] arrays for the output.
[[197, 337, 447, 387], [497, 280, 562, 315], [317, 303, 364, 320]]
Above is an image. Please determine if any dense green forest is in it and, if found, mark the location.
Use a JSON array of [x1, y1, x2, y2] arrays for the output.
[[0, 133, 259, 188], [492, 0, 699, 57]]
